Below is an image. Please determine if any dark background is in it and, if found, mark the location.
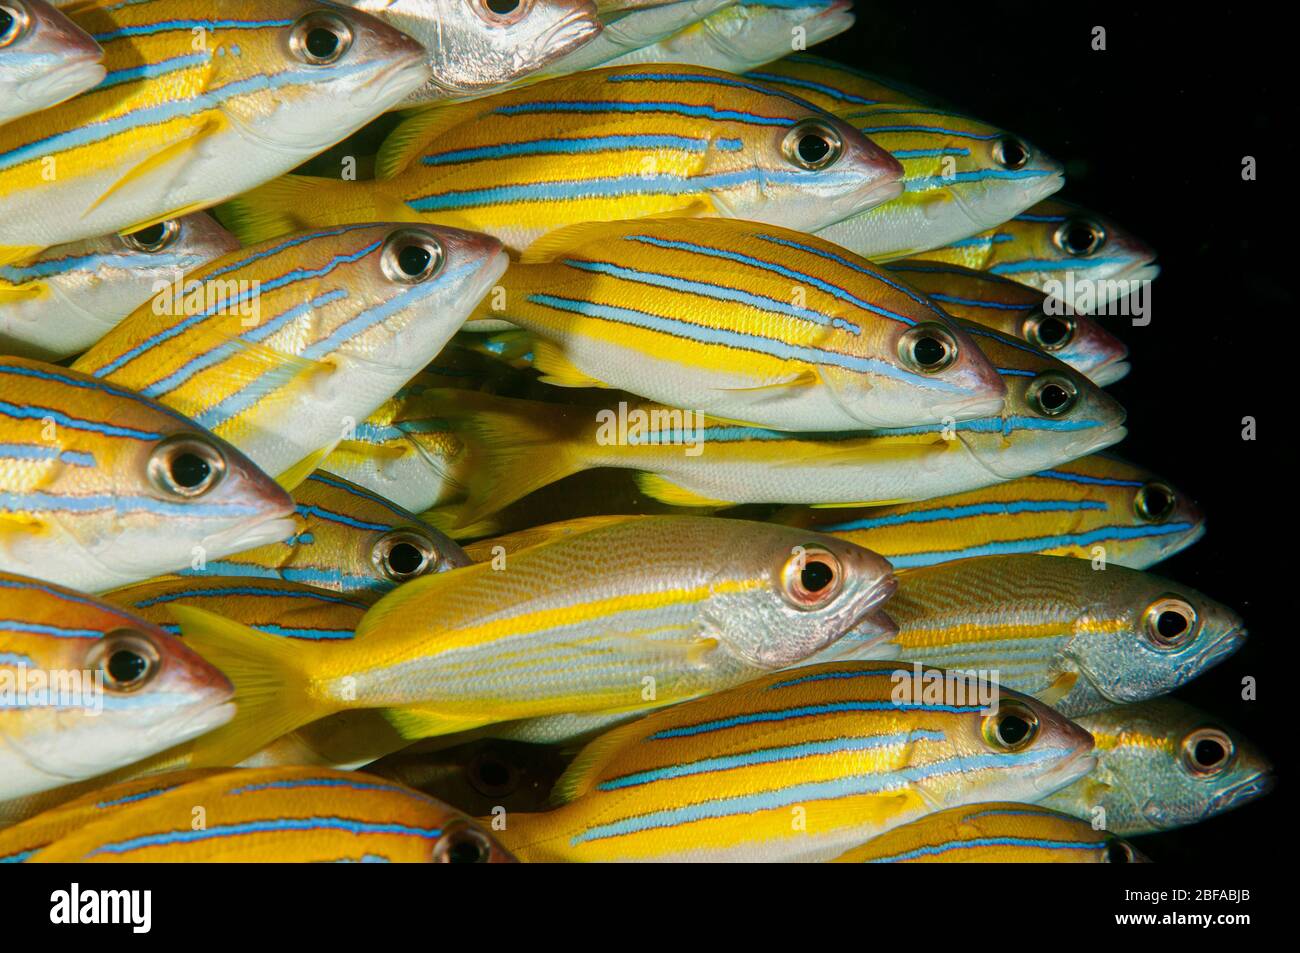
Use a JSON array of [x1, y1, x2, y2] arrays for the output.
[[813, 2, 1288, 861]]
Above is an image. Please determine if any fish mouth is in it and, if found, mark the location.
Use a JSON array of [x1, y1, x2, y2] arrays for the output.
[[930, 392, 1007, 423], [527, 10, 604, 74], [18, 59, 106, 107], [1087, 358, 1131, 387], [846, 176, 905, 216], [201, 515, 297, 558], [1033, 745, 1097, 796], [1211, 773, 1275, 814], [1194, 626, 1248, 671], [354, 54, 433, 110], [956, 169, 1066, 230]]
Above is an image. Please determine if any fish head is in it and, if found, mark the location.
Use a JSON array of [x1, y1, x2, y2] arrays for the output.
[[0, 0, 105, 111], [330, 223, 507, 372], [1122, 471, 1206, 563], [704, 521, 897, 669], [218, 1, 431, 154], [1, 584, 234, 786], [1068, 572, 1246, 706], [946, 122, 1064, 230], [378, 0, 603, 96], [1085, 701, 1274, 831], [1017, 301, 1130, 386], [693, 0, 855, 63], [956, 326, 1127, 480], [115, 213, 243, 273], [428, 817, 519, 863]]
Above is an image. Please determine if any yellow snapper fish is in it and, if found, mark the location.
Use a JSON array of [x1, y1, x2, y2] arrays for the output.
[[881, 554, 1246, 717], [831, 802, 1145, 863], [536, 0, 733, 77], [411, 323, 1125, 528], [0, 357, 295, 593], [745, 52, 937, 113], [601, 0, 855, 75], [344, 0, 602, 107], [171, 469, 471, 600], [217, 64, 907, 255], [1039, 699, 1274, 835], [0, 213, 239, 361], [0, 571, 234, 801], [770, 452, 1205, 570], [0, 0, 431, 261], [168, 515, 898, 767], [70, 223, 508, 486], [914, 198, 1161, 310], [493, 660, 1096, 861], [471, 218, 1006, 431], [11, 766, 518, 862], [0, 0, 104, 126], [883, 260, 1130, 386], [813, 103, 1065, 261]]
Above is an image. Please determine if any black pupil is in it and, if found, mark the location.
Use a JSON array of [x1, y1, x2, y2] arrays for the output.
[[1106, 841, 1132, 863], [306, 27, 339, 59], [475, 755, 513, 791], [1039, 383, 1070, 411], [1157, 610, 1188, 639], [999, 138, 1027, 167], [1194, 738, 1225, 767], [487, 0, 520, 12], [131, 224, 168, 247], [446, 834, 489, 863], [800, 560, 834, 593], [1139, 486, 1172, 519], [1065, 222, 1098, 255], [170, 452, 211, 489], [398, 244, 432, 277], [912, 336, 947, 367], [997, 714, 1031, 746], [1, 10, 15, 38], [107, 649, 148, 684], [386, 541, 426, 576], [1035, 317, 1070, 346], [797, 134, 831, 165]]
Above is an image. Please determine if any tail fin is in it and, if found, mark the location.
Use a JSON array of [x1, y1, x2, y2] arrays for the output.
[[169, 605, 333, 768], [213, 175, 378, 245]]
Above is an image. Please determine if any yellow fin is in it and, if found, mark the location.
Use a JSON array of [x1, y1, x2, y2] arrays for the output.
[[170, 605, 330, 768], [0, 247, 44, 268], [531, 339, 608, 389], [519, 211, 707, 265], [213, 176, 352, 245], [809, 499, 910, 508], [633, 473, 731, 507], [1035, 671, 1080, 707], [86, 115, 227, 217], [275, 445, 335, 492], [549, 716, 650, 806], [719, 370, 818, 392], [375, 102, 479, 180], [0, 281, 46, 302], [380, 706, 493, 741]]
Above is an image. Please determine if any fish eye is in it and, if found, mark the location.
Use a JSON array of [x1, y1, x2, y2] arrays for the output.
[[88, 630, 161, 693], [781, 120, 844, 171], [481, 0, 525, 19], [898, 323, 959, 373], [289, 12, 353, 66], [1026, 374, 1079, 416], [982, 700, 1040, 752], [1143, 597, 1198, 649], [381, 229, 445, 284], [1104, 839, 1138, 863], [1134, 482, 1176, 523], [147, 435, 227, 498], [122, 220, 180, 253], [373, 530, 437, 582], [433, 822, 495, 863], [780, 545, 843, 610], [469, 750, 520, 798], [1180, 728, 1235, 777], [1022, 309, 1076, 351], [0, 3, 30, 48], [1053, 218, 1106, 257], [992, 137, 1030, 170]]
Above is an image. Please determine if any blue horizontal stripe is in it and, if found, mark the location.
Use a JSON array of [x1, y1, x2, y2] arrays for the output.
[[87, 817, 444, 855]]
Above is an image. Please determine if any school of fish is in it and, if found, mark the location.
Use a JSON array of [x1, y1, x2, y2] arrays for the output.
[[0, 0, 1269, 863]]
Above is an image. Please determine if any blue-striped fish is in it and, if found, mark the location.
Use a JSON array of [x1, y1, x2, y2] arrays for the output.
[[914, 198, 1160, 309], [218, 64, 906, 254], [171, 470, 470, 600], [344, 0, 602, 105], [601, 1, 855, 75], [0, 0, 430, 260], [0, 356, 295, 593], [745, 52, 938, 112], [474, 217, 1006, 431], [769, 453, 1204, 570], [1040, 699, 1274, 835], [883, 260, 1130, 386], [14, 766, 517, 862], [813, 103, 1065, 260], [168, 515, 898, 767], [70, 223, 508, 486], [537, 0, 733, 77], [0, 571, 233, 801], [832, 802, 1146, 863], [883, 555, 1245, 716], [0, 214, 238, 360], [494, 660, 1096, 861], [0, 0, 103, 126]]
